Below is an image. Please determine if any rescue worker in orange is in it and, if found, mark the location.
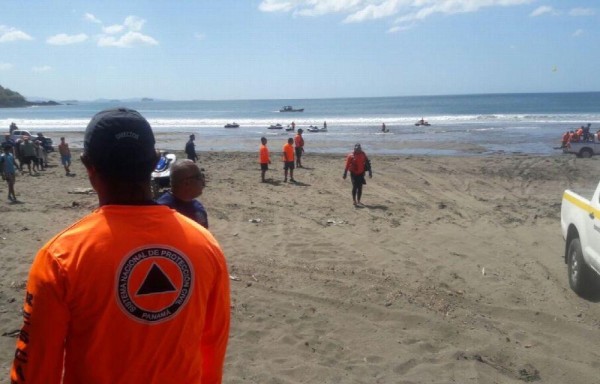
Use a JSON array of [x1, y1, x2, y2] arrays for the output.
[[283, 137, 296, 183], [294, 128, 305, 168], [343, 143, 372, 206], [561, 131, 570, 148], [259, 136, 271, 182], [11, 108, 230, 384]]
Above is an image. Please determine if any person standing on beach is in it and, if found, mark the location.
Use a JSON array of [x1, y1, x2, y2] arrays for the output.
[[58, 137, 72, 176], [185, 134, 199, 162], [157, 159, 209, 229], [11, 108, 230, 384], [343, 143, 372, 206], [1, 144, 18, 201], [294, 128, 305, 168], [283, 137, 296, 183], [259, 136, 271, 183], [20, 136, 36, 175]]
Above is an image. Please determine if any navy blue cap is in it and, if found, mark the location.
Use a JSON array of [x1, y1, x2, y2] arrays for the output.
[[84, 108, 156, 180]]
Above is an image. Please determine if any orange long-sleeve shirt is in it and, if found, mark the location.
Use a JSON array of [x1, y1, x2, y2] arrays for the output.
[[11, 205, 230, 384], [345, 151, 369, 175]]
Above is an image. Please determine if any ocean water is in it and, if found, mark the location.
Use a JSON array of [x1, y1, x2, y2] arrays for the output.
[[2, 92, 600, 155]]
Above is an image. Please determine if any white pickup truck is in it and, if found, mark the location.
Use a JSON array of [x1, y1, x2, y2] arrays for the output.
[[561, 184, 600, 299], [563, 141, 600, 158]]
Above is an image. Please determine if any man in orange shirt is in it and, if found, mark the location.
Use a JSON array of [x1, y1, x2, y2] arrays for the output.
[[343, 143, 372, 206], [294, 128, 304, 168], [282, 137, 295, 183], [259, 136, 271, 182], [11, 108, 230, 384]]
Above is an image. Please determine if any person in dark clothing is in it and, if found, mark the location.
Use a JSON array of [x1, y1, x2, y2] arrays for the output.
[[185, 134, 198, 162]]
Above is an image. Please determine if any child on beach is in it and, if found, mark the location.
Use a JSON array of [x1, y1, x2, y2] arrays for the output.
[[259, 137, 271, 183], [282, 137, 295, 183], [1, 145, 17, 201]]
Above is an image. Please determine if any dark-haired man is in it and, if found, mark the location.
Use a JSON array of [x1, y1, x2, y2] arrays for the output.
[[11, 108, 230, 384]]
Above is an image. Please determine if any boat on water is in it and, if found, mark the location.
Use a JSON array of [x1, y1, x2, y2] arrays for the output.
[[224, 123, 239, 128], [307, 125, 327, 133], [280, 106, 304, 112], [285, 125, 294, 132], [268, 124, 283, 130], [415, 119, 430, 126]]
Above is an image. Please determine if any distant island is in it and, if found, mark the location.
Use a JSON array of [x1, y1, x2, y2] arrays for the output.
[[0, 84, 60, 108]]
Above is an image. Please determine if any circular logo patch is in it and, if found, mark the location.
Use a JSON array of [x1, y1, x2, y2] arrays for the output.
[[116, 246, 194, 324]]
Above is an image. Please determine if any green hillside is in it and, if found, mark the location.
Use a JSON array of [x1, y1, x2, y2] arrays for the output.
[[0, 85, 28, 107], [0, 85, 60, 108]]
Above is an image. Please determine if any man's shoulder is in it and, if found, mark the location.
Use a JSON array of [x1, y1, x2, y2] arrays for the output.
[[156, 192, 175, 205]]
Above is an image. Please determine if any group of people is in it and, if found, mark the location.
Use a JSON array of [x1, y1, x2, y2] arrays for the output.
[[0, 131, 73, 202], [2, 133, 49, 175], [6, 107, 374, 383], [259, 128, 306, 183], [560, 123, 597, 147], [258, 127, 373, 206]]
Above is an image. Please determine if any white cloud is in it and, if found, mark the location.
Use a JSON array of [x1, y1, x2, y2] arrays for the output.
[[98, 31, 158, 48], [0, 25, 34, 42], [194, 33, 206, 40], [258, 0, 534, 29], [530, 5, 557, 17], [572, 28, 583, 37], [569, 8, 595, 17], [0, 62, 13, 71], [124, 16, 145, 31], [83, 13, 102, 24], [95, 15, 157, 48], [84, 13, 102, 24], [103, 24, 125, 34], [32, 66, 52, 72], [259, 0, 296, 12], [47, 33, 88, 45]]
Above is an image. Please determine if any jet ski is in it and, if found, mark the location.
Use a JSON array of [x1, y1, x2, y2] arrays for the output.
[[224, 123, 240, 128], [268, 124, 283, 129], [151, 151, 176, 198]]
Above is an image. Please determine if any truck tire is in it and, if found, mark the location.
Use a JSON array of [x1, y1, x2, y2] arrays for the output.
[[567, 238, 600, 299], [580, 148, 593, 158]]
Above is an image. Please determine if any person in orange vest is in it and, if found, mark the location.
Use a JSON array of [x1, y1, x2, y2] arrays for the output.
[[561, 131, 570, 148], [11, 108, 230, 384], [343, 143, 372, 206], [259, 136, 271, 183], [282, 137, 296, 183], [571, 130, 580, 143], [294, 128, 305, 168]]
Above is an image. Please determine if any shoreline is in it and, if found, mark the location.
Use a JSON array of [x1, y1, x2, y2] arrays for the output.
[[28, 130, 566, 157]]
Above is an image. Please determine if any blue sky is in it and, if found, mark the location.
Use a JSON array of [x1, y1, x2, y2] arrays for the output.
[[0, 0, 598, 101]]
